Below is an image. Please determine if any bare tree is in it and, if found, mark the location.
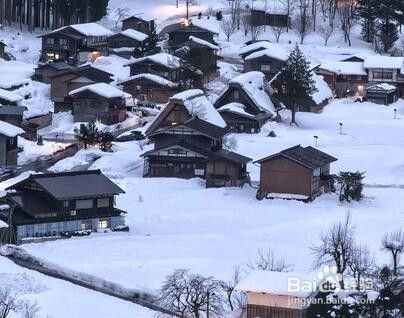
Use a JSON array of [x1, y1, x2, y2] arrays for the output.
[[158, 269, 225, 318], [241, 13, 250, 36], [178, 0, 198, 20], [222, 0, 245, 30], [221, 17, 237, 41], [0, 288, 22, 318], [279, 0, 297, 32], [348, 244, 375, 291], [113, 7, 130, 29], [292, 0, 313, 44], [220, 267, 246, 312], [317, 21, 334, 45], [259, 0, 271, 30], [382, 230, 404, 276], [271, 25, 286, 42], [20, 300, 39, 318], [247, 247, 292, 272], [223, 135, 238, 151], [311, 213, 355, 289], [337, 0, 357, 46]]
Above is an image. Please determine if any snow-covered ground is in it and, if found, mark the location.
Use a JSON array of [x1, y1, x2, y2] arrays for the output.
[[0, 256, 154, 317], [20, 98, 404, 297]]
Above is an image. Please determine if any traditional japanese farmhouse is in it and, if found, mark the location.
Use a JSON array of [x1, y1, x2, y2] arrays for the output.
[[0, 120, 24, 167], [108, 29, 149, 59], [159, 18, 218, 51], [364, 56, 404, 95], [39, 23, 113, 66], [214, 71, 277, 133], [250, 2, 290, 27], [255, 145, 337, 201], [0, 170, 126, 244], [33, 62, 74, 84], [0, 88, 23, 106], [125, 53, 182, 82], [314, 61, 368, 98], [121, 16, 155, 34], [236, 270, 315, 318], [119, 73, 178, 104], [142, 89, 252, 187], [50, 64, 114, 112], [366, 83, 399, 105], [69, 83, 130, 125], [242, 44, 288, 81], [0, 41, 7, 59]]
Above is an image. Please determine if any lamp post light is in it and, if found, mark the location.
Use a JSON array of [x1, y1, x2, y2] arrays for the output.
[[314, 135, 318, 147], [339, 122, 343, 135], [394, 108, 397, 119]]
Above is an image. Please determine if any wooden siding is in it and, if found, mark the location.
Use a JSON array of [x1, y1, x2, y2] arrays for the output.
[[259, 157, 313, 197], [122, 17, 155, 34], [247, 304, 306, 318], [244, 55, 286, 81], [122, 78, 177, 104]]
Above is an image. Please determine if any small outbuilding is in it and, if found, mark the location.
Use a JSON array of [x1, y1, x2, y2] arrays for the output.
[[255, 145, 337, 201], [365, 83, 399, 105]]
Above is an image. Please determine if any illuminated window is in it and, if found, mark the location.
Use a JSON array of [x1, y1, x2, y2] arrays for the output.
[[59, 38, 67, 45], [98, 218, 109, 229]]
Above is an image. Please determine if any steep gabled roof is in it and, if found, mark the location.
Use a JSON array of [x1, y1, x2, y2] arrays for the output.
[[7, 170, 125, 200], [69, 83, 131, 99], [54, 23, 113, 37], [125, 53, 181, 69], [0, 105, 26, 116], [119, 73, 178, 88], [244, 45, 288, 62], [111, 29, 149, 42], [0, 120, 24, 137], [141, 140, 212, 158], [209, 149, 252, 164], [239, 41, 272, 57], [255, 145, 337, 169]]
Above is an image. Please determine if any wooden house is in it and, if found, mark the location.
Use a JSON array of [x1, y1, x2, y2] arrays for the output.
[[142, 89, 252, 188], [0, 106, 37, 141], [69, 83, 129, 125], [364, 56, 404, 96], [0, 88, 23, 106], [33, 62, 74, 84], [39, 23, 113, 66], [0, 120, 24, 167], [251, 4, 290, 28], [214, 72, 277, 133], [119, 73, 178, 104], [0, 41, 7, 59], [0, 170, 126, 244], [50, 65, 114, 112], [365, 83, 399, 105], [122, 16, 155, 34], [159, 19, 218, 51], [108, 29, 149, 59], [125, 53, 182, 82], [243, 44, 288, 81], [236, 270, 315, 318], [314, 61, 367, 98], [255, 145, 337, 201]]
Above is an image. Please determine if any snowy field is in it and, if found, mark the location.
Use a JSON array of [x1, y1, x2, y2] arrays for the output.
[[22, 99, 404, 297]]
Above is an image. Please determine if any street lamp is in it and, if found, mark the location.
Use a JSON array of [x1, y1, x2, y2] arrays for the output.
[[339, 122, 343, 135], [394, 108, 397, 119]]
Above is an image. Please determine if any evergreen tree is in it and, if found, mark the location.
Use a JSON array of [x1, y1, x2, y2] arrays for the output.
[[78, 121, 99, 149], [272, 45, 317, 125], [337, 171, 365, 202], [357, 0, 378, 43], [133, 29, 160, 58], [98, 131, 114, 152], [375, 0, 400, 52]]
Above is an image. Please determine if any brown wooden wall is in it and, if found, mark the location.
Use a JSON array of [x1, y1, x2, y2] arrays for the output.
[[247, 304, 306, 318], [259, 157, 312, 197]]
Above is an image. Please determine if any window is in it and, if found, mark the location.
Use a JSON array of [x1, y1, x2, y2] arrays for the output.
[[70, 210, 77, 216], [9, 138, 14, 146], [233, 90, 240, 99], [76, 199, 93, 209], [373, 69, 393, 80], [313, 168, 321, 177], [98, 218, 109, 229], [97, 198, 110, 208], [260, 64, 271, 71], [59, 38, 67, 46], [168, 148, 186, 155], [63, 200, 69, 208], [46, 37, 54, 45]]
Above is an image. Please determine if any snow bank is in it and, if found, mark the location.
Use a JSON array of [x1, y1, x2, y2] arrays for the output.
[[0, 120, 24, 137], [311, 73, 333, 104]]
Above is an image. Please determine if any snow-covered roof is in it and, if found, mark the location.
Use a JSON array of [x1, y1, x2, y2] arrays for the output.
[[120, 29, 149, 42], [229, 71, 276, 114], [245, 46, 289, 62], [0, 88, 23, 103], [318, 61, 367, 75], [126, 53, 181, 69], [0, 219, 8, 228], [69, 83, 131, 99], [311, 73, 333, 104], [55, 23, 113, 37], [239, 41, 272, 56], [121, 73, 178, 87], [0, 120, 24, 137], [236, 270, 316, 298], [364, 56, 404, 69], [217, 102, 255, 118], [0, 78, 30, 89], [189, 36, 219, 50], [367, 83, 397, 92], [171, 89, 226, 128]]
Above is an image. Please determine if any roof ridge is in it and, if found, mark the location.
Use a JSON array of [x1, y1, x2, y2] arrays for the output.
[[30, 169, 102, 179]]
